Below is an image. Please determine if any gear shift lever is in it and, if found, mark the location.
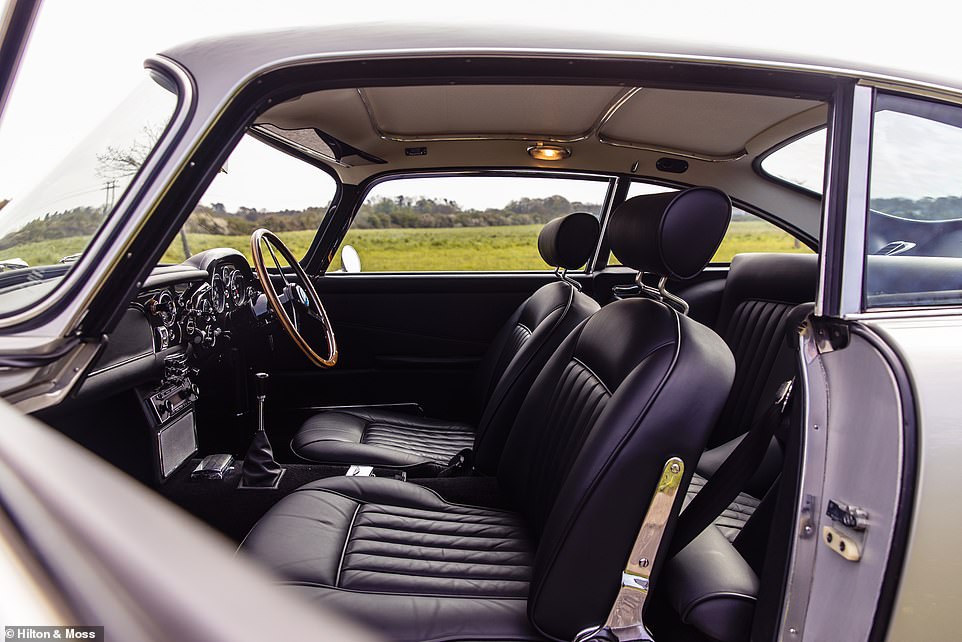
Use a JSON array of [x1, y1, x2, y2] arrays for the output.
[[255, 372, 269, 430], [240, 372, 284, 488]]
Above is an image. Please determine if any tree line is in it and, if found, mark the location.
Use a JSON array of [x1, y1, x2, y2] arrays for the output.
[[0, 194, 604, 251], [869, 196, 962, 221], [9, 192, 959, 254]]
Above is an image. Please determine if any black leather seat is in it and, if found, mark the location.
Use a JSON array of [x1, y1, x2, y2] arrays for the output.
[[291, 212, 602, 474], [242, 188, 736, 642], [689, 252, 818, 540], [659, 253, 818, 641], [708, 252, 819, 447]]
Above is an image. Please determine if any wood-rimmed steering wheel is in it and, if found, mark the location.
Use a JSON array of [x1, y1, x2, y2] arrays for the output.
[[250, 228, 337, 367]]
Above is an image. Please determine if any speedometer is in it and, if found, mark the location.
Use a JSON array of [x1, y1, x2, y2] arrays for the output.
[[210, 273, 227, 314], [229, 270, 247, 306]]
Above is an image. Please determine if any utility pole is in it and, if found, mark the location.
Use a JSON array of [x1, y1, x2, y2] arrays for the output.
[[180, 229, 191, 260], [102, 180, 117, 213]]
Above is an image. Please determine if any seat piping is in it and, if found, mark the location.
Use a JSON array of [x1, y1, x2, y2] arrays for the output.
[[335, 502, 362, 587]]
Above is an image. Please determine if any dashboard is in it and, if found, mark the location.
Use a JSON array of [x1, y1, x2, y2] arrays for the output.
[[75, 250, 270, 475], [142, 255, 260, 354]]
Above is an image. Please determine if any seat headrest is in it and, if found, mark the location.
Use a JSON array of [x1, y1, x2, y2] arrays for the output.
[[538, 212, 601, 270], [608, 187, 732, 280]]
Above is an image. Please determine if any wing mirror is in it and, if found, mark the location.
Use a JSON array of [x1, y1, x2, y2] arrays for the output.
[[339, 245, 361, 273]]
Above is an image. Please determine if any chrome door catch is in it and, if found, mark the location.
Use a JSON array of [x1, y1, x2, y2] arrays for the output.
[[826, 499, 868, 531]]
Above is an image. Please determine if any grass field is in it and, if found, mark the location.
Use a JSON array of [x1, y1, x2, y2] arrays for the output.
[[3, 220, 811, 271]]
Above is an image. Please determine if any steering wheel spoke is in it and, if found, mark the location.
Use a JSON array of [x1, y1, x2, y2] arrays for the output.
[[250, 228, 337, 368]]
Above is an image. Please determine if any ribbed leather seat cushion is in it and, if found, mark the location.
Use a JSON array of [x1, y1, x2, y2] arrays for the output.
[[710, 253, 818, 446], [482, 322, 532, 397], [712, 298, 801, 444], [242, 477, 539, 642], [685, 473, 761, 542], [361, 424, 474, 461], [291, 409, 474, 468], [290, 280, 599, 473], [342, 502, 533, 597]]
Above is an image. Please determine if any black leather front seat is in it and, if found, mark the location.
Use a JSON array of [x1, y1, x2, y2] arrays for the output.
[[242, 188, 736, 642], [291, 212, 602, 474]]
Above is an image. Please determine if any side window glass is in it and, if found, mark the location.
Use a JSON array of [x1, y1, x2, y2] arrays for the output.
[[163, 134, 336, 264], [865, 94, 962, 308], [608, 181, 812, 265], [332, 175, 610, 272]]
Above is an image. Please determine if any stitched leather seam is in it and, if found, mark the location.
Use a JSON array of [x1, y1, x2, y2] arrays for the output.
[[283, 579, 530, 601], [516, 322, 533, 336], [348, 533, 531, 552], [353, 523, 528, 541], [341, 562, 531, 581], [570, 356, 613, 396], [357, 511, 523, 527], [359, 504, 519, 519], [335, 502, 362, 588], [359, 505, 517, 519], [281, 486, 523, 517], [343, 550, 532, 567]]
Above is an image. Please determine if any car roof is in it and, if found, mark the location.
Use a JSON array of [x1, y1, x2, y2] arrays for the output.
[[154, 24, 960, 242], [159, 22, 962, 95]]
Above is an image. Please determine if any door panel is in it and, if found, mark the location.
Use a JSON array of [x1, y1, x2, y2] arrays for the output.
[[268, 272, 599, 422], [264, 265, 730, 441]]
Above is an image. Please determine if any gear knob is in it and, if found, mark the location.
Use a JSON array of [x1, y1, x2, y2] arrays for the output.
[[254, 372, 269, 399]]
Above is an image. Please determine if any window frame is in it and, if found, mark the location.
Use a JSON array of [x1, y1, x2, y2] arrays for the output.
[[245, 127, 344, 270], [0, 61, 192, 331], [753, 125, 827, 200], [859, 90, 962, 314], [164, 127, 341, 267], [326, 168, 618, 275]]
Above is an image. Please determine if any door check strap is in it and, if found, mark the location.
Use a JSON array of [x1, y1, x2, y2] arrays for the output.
[[574, 457, 685, 642]]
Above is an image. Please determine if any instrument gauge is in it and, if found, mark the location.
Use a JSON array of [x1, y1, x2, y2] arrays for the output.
[[229, 270, 247, 306], [148, 290, 177, 327], [210, 273, 227, 314]]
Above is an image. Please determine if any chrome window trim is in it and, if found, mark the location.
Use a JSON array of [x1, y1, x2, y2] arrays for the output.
[[845, 306, 962, 320], [0, 56, 195, 331], [839, 85, 873, 316], [816, 84, 874, 317]]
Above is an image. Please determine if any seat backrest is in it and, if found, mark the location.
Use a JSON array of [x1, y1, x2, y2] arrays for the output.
[[708, 252, 818, 446], [497, 188, 736, 640], [470, 212, 601, 473]]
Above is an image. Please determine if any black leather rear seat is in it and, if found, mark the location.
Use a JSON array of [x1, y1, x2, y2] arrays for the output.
[[691, 253, 817, 538], [663, 252, 818, 642], [708, 252, 819, 448]]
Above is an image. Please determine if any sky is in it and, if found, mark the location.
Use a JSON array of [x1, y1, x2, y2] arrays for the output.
[[1, 0, 960, 214]]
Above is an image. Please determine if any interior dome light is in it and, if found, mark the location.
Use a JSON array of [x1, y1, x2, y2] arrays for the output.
[[527, 143, 571, 161]]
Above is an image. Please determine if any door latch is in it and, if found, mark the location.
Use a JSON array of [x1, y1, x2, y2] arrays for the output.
[[826, 499, 868, 531]]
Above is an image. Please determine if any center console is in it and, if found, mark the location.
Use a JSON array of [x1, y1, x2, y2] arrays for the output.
[[139, 351, 199, 480]]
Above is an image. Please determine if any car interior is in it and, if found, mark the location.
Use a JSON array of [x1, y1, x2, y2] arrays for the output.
[[31, 79, 841, 641]]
